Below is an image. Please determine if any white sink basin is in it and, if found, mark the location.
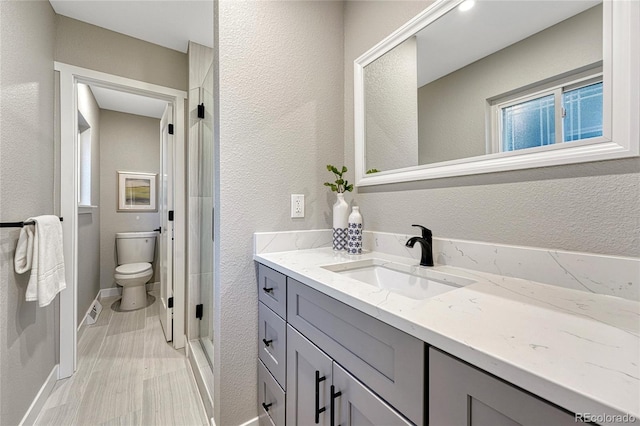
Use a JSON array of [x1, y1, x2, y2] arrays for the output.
[[322, 259, 475, 300]]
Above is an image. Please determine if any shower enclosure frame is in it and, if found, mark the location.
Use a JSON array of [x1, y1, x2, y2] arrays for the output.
[[56, 62, 188, 379]]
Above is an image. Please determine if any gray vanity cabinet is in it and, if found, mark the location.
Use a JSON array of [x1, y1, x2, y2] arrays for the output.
[[429, 348, 576, 426], [287, 278, 425, 425], [257, 264, 288, 426], [257, 263, 424, 426], [287, 325, 412, 426]]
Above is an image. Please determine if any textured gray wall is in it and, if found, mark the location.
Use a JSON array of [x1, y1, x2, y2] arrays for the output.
[[0, 1, 57, 424], [99, 110, 160, 290], [217, 1, 344, 424], [418, 5, 602, 164], [77, 84, 101, 326], [55, 15, 188, 91], [365, 36, 418, 172], [345, 1, 640, 258]]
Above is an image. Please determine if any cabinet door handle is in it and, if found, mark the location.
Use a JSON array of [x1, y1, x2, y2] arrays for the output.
[[314, 371, 327, 424], [262, 338, 273, 347], [263, 286, 274, 294], [330, 385, 342, 426], [262, 402, 273, 412]]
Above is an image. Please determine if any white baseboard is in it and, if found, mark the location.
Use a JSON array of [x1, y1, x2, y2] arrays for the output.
[[19, 365, 58, 426], [99, 287, 122, 299], [238, 417, 259, 426], [99, 282, 158, 300]]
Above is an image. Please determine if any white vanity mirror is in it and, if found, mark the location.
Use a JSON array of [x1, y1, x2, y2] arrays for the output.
[[354, 0, 639, 186]]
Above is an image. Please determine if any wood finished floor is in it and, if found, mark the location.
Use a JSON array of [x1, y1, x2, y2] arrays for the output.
[[35, 294, 208, 426]]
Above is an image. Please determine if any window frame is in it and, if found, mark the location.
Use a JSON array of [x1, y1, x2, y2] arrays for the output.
[[490, 71, 603, 154]]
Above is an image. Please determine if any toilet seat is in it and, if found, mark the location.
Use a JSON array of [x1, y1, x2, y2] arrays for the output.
[[114, 262, 152, 280]]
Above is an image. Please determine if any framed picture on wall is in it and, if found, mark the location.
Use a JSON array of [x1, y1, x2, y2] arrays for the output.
[[117, 171, 157, 212]]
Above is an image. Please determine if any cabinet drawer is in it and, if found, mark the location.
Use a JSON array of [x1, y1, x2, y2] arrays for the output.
[[258, 264, 287, 319], [259, 302, 287, 389], [287, 278, 424, 425], [429, 348, 576, 425], [258, 360, 286, 426]]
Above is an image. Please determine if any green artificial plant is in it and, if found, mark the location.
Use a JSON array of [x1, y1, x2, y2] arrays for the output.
[[324, 165, 353, 193]]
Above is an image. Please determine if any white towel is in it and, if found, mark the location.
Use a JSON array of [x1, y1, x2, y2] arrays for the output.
[[14, 215, 66, 307]]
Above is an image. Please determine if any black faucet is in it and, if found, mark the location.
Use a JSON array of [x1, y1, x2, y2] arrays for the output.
[[406, 225, 434, 267]]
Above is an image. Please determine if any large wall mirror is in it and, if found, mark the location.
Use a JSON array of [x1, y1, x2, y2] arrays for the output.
[[354, 0, 639, 186]]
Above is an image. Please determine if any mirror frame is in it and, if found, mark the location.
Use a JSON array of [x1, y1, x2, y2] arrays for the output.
[[354, 0, 639, 187]]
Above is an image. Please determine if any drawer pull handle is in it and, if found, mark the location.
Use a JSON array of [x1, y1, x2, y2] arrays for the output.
[[262, 402, 273, 412], [262, 338, 273, 347], [263, 287, 274, 294], [315, 370, 327, 424]]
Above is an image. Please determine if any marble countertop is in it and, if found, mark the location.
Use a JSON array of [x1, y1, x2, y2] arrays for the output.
[[254, 248, 639, 423]]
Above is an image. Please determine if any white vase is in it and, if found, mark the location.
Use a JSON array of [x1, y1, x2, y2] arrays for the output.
[[347, 206, 363, 255], [332, 193, 349, 251]]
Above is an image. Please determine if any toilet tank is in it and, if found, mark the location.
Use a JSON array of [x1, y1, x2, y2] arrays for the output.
[[115, 231, 157, 265]]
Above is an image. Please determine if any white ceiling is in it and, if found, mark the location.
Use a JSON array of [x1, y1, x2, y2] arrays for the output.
[[89, 85, 168, 119], [49, 0, 213, 53], [50, 0, 212, 118], [416, 0, 601, 87]]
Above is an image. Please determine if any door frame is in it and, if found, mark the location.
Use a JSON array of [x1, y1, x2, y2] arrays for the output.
[[55, 62, 187, 379]]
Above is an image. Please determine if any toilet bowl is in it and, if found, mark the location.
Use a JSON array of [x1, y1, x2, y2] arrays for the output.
[[114, 262, 153, 311], [114, 231, 157, 311]]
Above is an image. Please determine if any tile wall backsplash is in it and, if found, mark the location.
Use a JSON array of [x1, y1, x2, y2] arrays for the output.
[[254, 229, 333, 255], [366, 231, 639, 301], [255, 230, 639, 301]]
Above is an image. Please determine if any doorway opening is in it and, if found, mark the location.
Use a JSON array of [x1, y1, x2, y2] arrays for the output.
[[56, 62, 187, 379]]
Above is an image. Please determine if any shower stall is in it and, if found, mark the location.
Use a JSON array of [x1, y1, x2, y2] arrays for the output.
[[198, 61, 215, 364], [187, 42, 216, 418]]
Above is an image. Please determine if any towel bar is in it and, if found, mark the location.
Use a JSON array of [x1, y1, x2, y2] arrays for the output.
[[0, 217, 64, 228]]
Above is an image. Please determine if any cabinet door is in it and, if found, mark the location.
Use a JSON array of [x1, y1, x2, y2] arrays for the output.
[[332, 362, 412, 426], [429, 348, 576, 426], [287, 325, 332, 426]]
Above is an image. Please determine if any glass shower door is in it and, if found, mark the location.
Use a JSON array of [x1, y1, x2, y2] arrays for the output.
[[198, 62, 215, 364]]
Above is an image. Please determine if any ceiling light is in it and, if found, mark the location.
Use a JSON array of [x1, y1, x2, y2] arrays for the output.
[[458, 0, 476, 12]]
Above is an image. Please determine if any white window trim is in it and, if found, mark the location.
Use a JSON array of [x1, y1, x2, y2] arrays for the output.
[[490, 71, 604, 154]]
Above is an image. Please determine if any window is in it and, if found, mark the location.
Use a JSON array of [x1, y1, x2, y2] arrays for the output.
[[562, 82, 603, 142], [78, 112, 92, 206], [492, 74, 603, 153]]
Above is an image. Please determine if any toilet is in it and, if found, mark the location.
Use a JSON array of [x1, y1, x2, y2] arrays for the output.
[[114, 231, 156, 311]]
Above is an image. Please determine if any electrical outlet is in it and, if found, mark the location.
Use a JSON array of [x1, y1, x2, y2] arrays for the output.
[[291, 194, 304, 218]]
